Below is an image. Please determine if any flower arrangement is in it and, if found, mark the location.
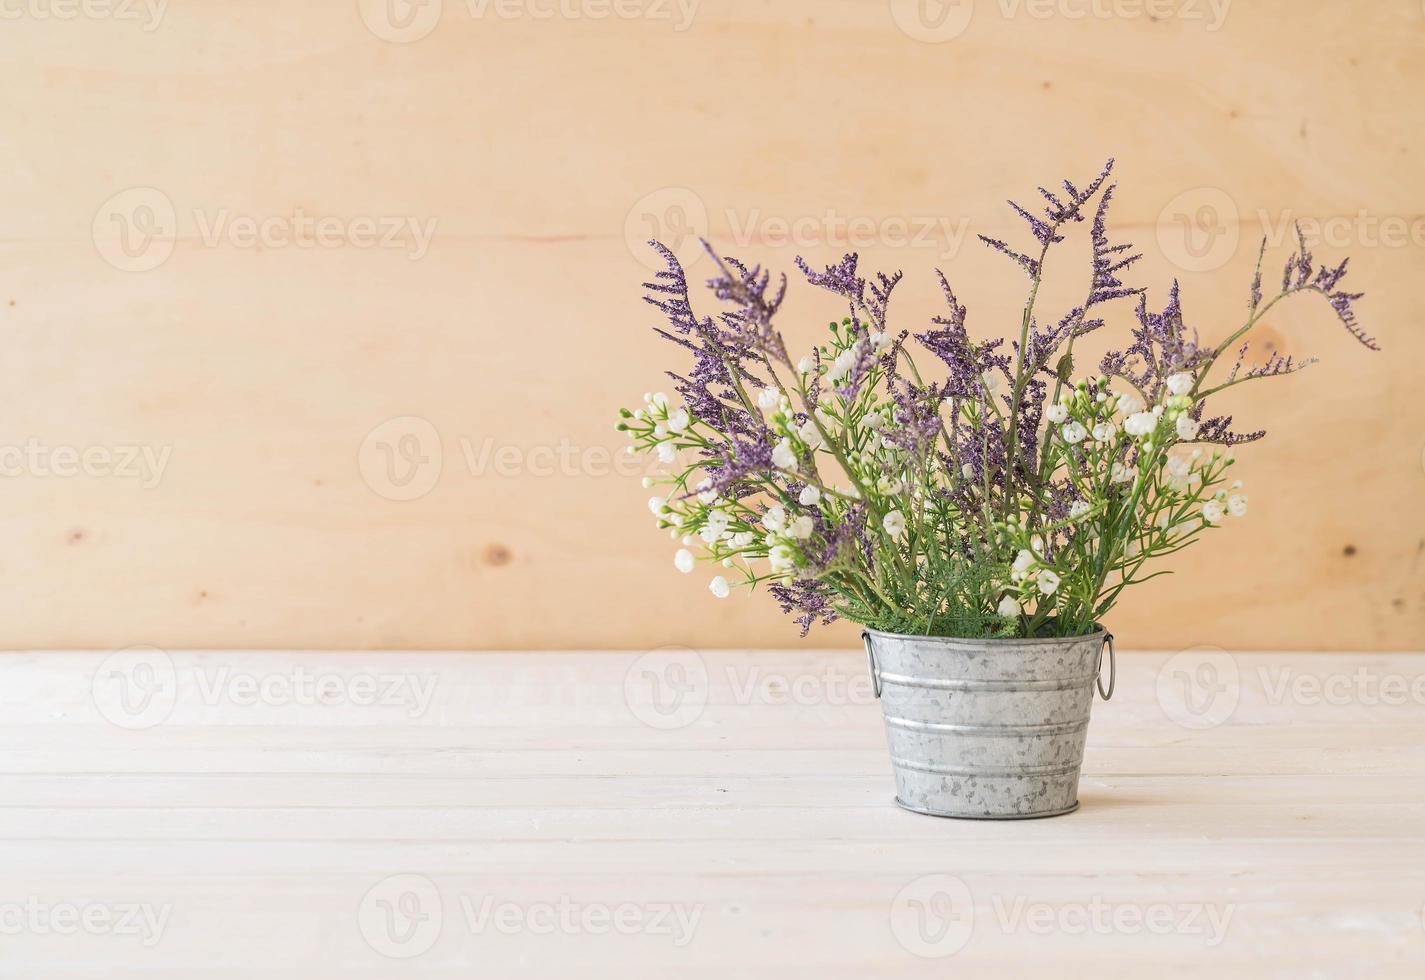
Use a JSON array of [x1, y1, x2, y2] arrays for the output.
[[617, 161, 1375, 639]]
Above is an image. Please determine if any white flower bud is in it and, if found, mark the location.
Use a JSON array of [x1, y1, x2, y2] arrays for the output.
[[674, 549, 694, 574], [709, 576, 730, 599]]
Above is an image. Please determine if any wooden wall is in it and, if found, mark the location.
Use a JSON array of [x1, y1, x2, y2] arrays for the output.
[[0, 0, 1420, 650]]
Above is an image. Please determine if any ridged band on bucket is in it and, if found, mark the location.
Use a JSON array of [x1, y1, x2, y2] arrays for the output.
[[864, 627, 1114, 820]]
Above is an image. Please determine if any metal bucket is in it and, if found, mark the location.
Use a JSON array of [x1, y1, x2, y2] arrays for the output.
[[863, 626, 1115, 819]]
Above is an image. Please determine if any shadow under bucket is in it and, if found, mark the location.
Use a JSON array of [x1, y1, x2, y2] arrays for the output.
[[864, 626, 1115, 820]]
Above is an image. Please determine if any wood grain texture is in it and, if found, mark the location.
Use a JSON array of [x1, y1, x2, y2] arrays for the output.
[[1, 648, 1423, 977], [0, 2, 1421, 650]]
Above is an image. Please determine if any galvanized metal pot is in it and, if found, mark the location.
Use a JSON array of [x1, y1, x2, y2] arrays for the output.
[[863, 626, 1115, 820]]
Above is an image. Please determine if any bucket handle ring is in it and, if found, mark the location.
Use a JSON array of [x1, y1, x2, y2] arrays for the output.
[[1097, 632, 1116, 701], [861, 631, 881, 699]]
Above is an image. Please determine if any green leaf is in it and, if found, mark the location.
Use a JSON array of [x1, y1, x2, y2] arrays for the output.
[[1054, 353, 1074, 384]]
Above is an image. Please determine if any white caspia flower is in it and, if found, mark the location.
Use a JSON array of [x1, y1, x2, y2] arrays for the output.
[[772, 438, 797, 470], [1092, 421, 1116, 442], [799, 485, 821, 506], [1046, 404, 1069, 425], [797, 354, 815, 374], [797, 418, 824, 450], [666, 408, 690, 433], [1011, 549, 1035, 581], [653, 422, 667, 438], [763, 505, 786, 531], [1123, 411, 1158, 437], [1166, 456, 1191, 478], [870, 330, 894, 352], [863, 412, 885, 431], [657, 443, 678, 464], [696, 478, 718, 505], [1165, 372, 1194, 396], [1061, 421, 1088, 445], [1116, 392, 1145, 416], [645, 392, 668, 408], [1175, 414, 1200, 440], [731, 531, 755, 548], [877, 476, 903, 495], [1125, 540, 1142, 558], [1227, 494, 1248, 518], [981, 370, 1000, 392], [706, 509, 730, 532], [1201, 500, 1225, 524], [709, 576, 730, 599], [1069, 500, 1092, 520], [1111, 461, 1136, 484], [788, 515, 814, 540], [997, 595, 1022, 617], [768, 544, 795, 573], [674, 549, 694, 574], [882, 510, 906, 536], [648, 496, 667, 516], [1036, 569, 1061, 595], [961, 463, 975, 479], [757, 387, 780, 410], [829, 347, 858, 381]]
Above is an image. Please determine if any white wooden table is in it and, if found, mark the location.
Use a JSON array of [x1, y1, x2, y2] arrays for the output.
[[2, 649, 1422, 978]]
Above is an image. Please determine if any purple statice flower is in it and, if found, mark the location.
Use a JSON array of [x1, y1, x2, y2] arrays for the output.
[[1195, 414, 1266, 447], [794, 253, 903, 333], [767, 578, 839, 637], [979, 159, 1117, 278], [1278, 226, 1377, 350], [1086, 185, 1143, 309], [916, 272, 1010, 397], [702, 242, 790, 366]]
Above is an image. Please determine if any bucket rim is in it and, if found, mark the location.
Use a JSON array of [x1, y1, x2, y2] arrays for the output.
[[862, 624, 1109, 647]]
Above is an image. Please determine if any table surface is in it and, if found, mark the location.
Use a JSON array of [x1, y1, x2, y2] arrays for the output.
[[2, 648, 1423, 978]]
